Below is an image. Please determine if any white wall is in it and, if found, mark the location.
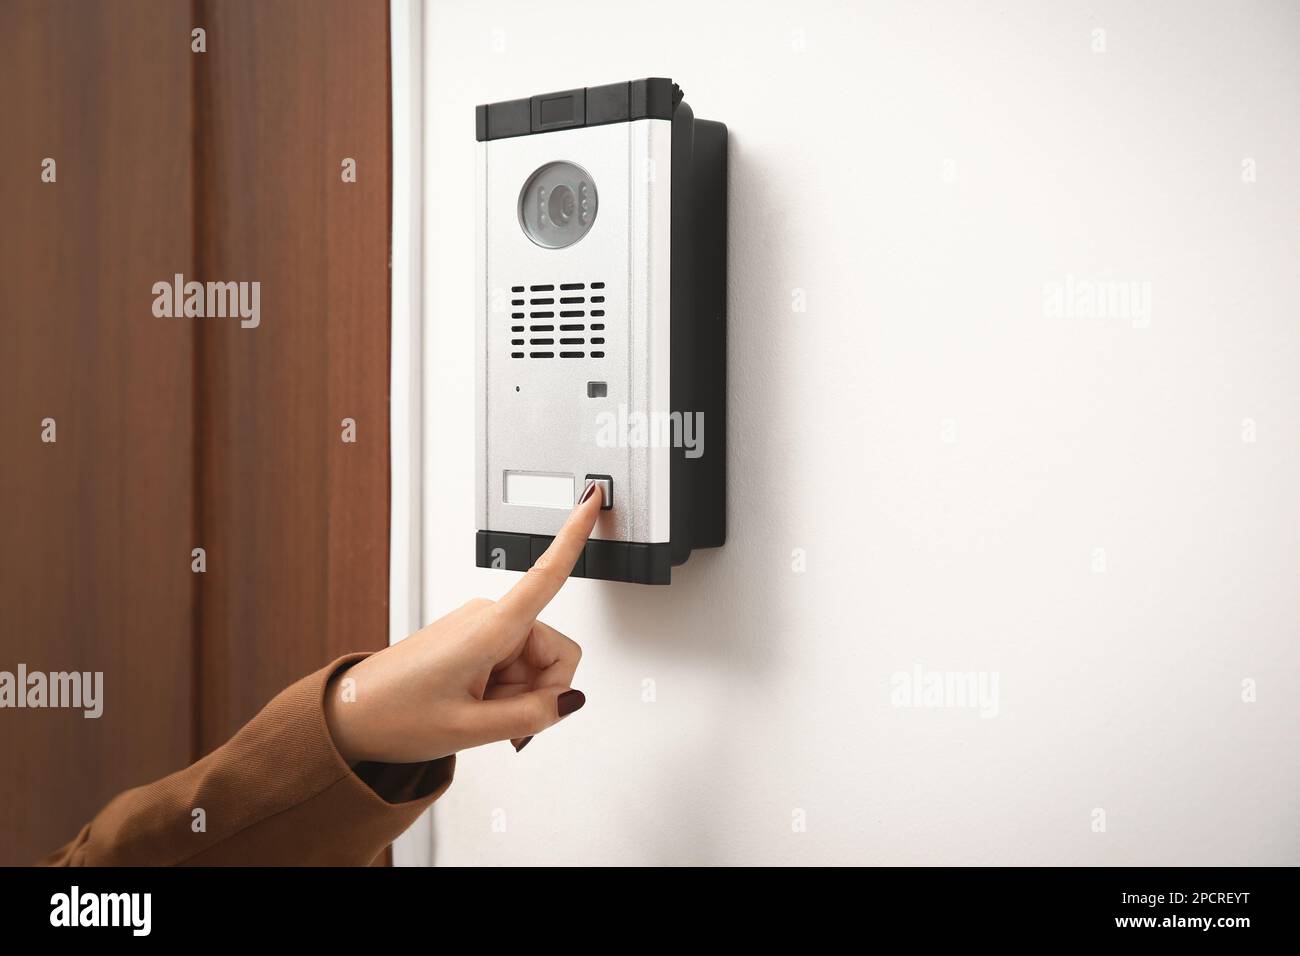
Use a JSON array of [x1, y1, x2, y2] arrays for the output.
[[421, 0, 1300, 865]]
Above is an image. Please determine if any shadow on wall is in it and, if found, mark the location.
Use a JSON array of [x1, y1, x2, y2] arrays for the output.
[[585, 134, 812, 861], [596, 133, 798, 661]]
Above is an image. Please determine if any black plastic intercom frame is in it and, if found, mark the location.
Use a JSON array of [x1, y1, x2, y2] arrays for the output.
[[476, 77, 727, 584], [475, 78, 683, 141]]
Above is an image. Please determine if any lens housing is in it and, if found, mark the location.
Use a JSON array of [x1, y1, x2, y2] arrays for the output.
[[518, 161, 597, 249]]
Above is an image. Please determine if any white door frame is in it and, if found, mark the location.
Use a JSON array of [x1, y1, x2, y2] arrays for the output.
[[388, 0, 430, 868]]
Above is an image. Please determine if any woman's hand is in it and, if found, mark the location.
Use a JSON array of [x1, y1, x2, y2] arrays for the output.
[[324, 483, 603, 763]]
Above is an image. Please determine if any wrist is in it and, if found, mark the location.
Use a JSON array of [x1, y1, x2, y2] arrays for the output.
[[323, 665, 365, 765]]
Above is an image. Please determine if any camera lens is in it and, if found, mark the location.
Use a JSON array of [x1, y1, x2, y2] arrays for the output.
[[548, 184, 575, 225], [519, 161, 597, 249]]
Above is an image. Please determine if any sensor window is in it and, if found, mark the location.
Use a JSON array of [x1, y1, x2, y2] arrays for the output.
[[587, 381, 607, 398], [539, 95, 576, 126]]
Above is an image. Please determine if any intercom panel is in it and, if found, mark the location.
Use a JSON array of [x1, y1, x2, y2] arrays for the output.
[[474, 78, 726, 584]]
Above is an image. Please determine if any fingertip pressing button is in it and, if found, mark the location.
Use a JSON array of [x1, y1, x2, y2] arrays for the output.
[[583, 474, 613, 510]]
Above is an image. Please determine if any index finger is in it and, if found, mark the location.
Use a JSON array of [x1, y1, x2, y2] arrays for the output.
[[497, 481, 603, 626]]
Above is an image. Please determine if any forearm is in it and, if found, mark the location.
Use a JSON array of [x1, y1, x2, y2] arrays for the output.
[[41, 654, 454, 867]]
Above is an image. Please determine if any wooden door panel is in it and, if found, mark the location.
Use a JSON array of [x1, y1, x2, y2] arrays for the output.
[[0, 0, 196, 865], [192, 0, 392, 752], [0, 0, 391, 864]]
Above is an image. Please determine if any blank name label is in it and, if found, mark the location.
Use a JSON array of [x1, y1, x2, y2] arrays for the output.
[[503, 470, 575, 509]]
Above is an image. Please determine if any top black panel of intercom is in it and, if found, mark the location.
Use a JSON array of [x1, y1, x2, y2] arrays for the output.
[[475, 78, 684, 141]]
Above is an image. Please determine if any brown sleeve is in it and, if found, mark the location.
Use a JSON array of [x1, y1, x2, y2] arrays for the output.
[[39, 653, 455, 867]]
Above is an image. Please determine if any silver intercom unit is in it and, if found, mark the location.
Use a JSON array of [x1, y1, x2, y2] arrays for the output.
[[474, 78, 727, 584]]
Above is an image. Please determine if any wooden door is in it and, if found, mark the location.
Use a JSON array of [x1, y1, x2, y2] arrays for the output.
[[0, 0, 392, 865], [191, 0, 392, 755]]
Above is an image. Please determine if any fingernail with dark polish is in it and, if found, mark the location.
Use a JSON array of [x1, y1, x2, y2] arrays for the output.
[[557, 689, 586, 718], [579, 481, 597, 504], [514, 735, 533, 753]]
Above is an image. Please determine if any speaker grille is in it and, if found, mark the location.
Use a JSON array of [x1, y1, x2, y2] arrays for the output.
[[509, 282, 606, 359]]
